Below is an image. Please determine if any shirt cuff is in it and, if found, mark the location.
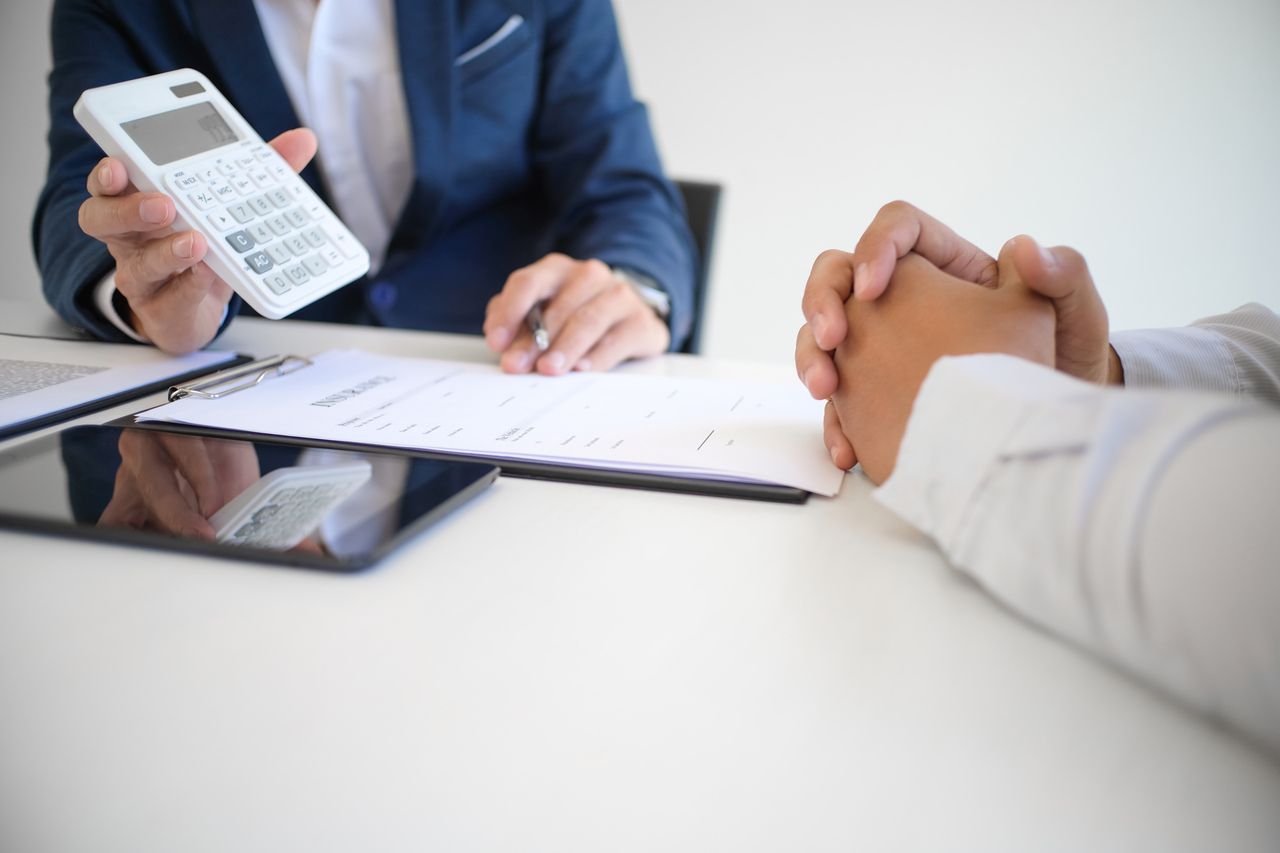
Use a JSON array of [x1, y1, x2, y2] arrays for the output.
[[1110, 327, 1236, 393], [93, 271, 150, 343], [873, 354, 1096, 553]]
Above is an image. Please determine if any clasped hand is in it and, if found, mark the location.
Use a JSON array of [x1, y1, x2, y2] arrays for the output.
[[796, 201, 1119, 484]]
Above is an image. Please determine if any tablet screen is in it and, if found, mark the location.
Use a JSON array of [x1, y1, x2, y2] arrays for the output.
[[0, 426, 497, 570]]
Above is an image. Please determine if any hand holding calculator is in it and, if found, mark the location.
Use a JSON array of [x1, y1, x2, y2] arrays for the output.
[[75, 69, 370, 344]]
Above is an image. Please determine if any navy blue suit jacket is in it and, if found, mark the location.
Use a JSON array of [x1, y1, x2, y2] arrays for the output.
[[34, 0, 696, 348]]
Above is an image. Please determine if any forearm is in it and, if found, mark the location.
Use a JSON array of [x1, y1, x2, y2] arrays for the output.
[[533, 0, 696, 348], [1112, 303, 1280, 404], [876, 355, 1280, 754]]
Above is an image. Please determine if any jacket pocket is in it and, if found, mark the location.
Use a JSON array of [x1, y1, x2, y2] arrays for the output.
[[455, 14, 532, 82]]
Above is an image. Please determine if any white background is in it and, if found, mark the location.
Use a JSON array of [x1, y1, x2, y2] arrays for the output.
[[3, 0, 1279, 363]]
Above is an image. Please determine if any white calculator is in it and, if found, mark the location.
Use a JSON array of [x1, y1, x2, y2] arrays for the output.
[[210, 461, 373, 551], [74, 69, 369, 319]]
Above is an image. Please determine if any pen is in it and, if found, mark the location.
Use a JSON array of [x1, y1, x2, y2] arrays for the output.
[[526, 302, 550, 352]]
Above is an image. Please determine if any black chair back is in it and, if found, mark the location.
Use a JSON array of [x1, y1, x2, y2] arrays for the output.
[[674, 180, 722, 354]]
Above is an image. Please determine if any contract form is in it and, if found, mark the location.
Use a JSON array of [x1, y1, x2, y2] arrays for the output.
[[137, 350, 846, 496]]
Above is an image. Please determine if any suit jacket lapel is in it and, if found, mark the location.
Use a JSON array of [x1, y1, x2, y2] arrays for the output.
[[385, 0, 456, 260], [186, 0, 327, 197]]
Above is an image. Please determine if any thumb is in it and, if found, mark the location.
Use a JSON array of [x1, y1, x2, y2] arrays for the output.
[[1007, 234, 1091, 302], [1008, 234, 1113, 384], [268, 127, 318, 174]]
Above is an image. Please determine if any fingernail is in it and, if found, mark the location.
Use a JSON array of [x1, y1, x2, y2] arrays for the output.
[[802, 366, 816, 394], [1037, 242, 1058, 271], [511, 350, 533, 372], [173, 233, 194, 259], [488, 327, 510, 350], [140, 198, 168, 224], [98, 164, 113, 188], [575, 358, 592, 372], [830, 446, 842, 466], [543, 351, 566, 373], [811, 314, 828, 347], [853, 263, 870, 299]]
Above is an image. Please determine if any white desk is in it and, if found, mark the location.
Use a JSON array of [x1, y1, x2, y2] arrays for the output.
[[2, 317, 1277, 852]]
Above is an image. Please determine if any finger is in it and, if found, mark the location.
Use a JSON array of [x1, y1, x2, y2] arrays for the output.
[[800, 249, 855, 351], [114, 231, 208, 298], [88, 158, 131, 198], [1007, 234, 1093, 301], [572, 311, 670, 372], [795, 323, 839, 400], [269, 127, 319, 174], [120, 432, 214, 538], [538, 280, 638, 375], [484, 253, 578, 351], [538, 259, 614, 335], [824, 401, 857, 470], [129, 262, 231, 354], [78, 192, 176, 239], [499, 327, 541, 373], [159, 435, 223, 516], [850, 200, 996, 301], [98, 466, 148, 530]]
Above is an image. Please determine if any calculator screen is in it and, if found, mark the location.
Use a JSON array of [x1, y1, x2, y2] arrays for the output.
[[121, 101, 239, 166]]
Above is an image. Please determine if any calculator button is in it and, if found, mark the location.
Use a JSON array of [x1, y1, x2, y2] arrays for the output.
[[267, 188, 292, 208], [247, 195, 274, 217], [226, 230, 256, 253], [323, 224, 360, 259], [265, 243, 293, 265], [320, 245, 344, 267], [227, 202, 255, 223], [284, 235, 310, 256], [210, 181, 237, 203], [188, 190, 217, 210], [197, 168, 218, 183], [236, 156, 256, 170], [267, 215, 291, 236], [248, 223, 273, 244], [268, 161, 292, 181], [284, 208, 309, 229], [254, 146, 274, 162], [263, 273, 290, 295], [216, 159, 237, 177], [285, 263, 311, 286], [249, 167, 274, 188], [232, 175, 255, 195], [173, 172, 200, 191], [302, 227, 327, 248], [245, 251, 274, 275], [302, 254, 329, 277], [207, 210, 235, 232]]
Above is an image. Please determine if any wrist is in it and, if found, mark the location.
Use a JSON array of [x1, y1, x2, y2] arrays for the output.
[[1106, 344, 1125, 386]]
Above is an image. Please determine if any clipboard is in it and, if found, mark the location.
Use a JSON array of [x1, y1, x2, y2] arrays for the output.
[[0, 340, 253, 441], [116, 354, 811, 504]]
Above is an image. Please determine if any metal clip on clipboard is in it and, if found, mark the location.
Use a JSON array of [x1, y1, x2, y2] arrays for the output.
[[167, 354, 313, 401]]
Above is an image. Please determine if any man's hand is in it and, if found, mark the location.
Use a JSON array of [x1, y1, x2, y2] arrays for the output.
[[99, 431, 261, 538], [79, 128, 318, 354], [796, 201, 998, 468], [798, 202, 1122, 468], [483, 253, 670, 374], [829, 247, 1056, 484]]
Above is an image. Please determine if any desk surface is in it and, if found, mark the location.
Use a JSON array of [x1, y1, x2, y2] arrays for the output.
[[1, 315, 1277, 853]]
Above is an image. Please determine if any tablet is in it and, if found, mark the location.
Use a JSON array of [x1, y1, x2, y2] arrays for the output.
[[0, 425, 498, 571]]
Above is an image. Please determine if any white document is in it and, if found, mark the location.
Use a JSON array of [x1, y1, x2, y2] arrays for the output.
[[137, 349, 845, 496], [0, 335, 239, 434]]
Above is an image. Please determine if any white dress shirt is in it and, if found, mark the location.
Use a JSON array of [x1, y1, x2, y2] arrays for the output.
[[97, 0, 413, 340], [875, 304, 1280, 755]]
